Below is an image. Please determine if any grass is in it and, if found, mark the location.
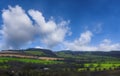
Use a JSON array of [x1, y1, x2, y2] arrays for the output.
[[24, 51, 45, 56], [0, 65, 10, 69], [84, 63, 120, 67], [83, 63, 120, 71], [0, 57, 120, 72], [0, 57, 63, 64]]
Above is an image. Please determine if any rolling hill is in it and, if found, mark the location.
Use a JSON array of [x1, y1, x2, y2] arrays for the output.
[[56, 50, 120, 58], [1, 49, 120, 60], [1, 48, 57, 57]]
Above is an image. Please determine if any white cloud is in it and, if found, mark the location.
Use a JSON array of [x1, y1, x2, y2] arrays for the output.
[[64, 31, 97, 51], [1, 5, 35, 49], [35, 46, 43, 49], [1, 5, 119, 51], [28, 10, 57, 33], [0, 5, 70, 49], [97, 39, 120, 51], [28, 9, 70, 48], [64, 31, 120, 51], [75, 30, 92, 45]]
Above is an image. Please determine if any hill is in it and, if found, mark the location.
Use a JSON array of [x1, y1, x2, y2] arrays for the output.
[[56, 50, 120, 57], [1, 48, 57, 57], [1, 49, 120, 76], [56, 50, 120, 62], [1, 49, 120, 61], [25, 48, 57, 57]]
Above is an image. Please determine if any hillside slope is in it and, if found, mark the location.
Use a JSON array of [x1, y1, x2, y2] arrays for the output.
[[56, 50, 120, 62], [1, 48, 57, 57], [56, 50, 120, 58]]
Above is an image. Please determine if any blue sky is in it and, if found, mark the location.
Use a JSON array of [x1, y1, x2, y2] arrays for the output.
[[0, 0, 120, 51]]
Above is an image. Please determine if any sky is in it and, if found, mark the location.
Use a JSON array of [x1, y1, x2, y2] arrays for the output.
[[0, 0, 120, 51]]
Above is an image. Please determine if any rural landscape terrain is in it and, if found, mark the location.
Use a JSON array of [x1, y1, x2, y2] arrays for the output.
[[0, 48, 120, 76], [1, 0, 120, 76]]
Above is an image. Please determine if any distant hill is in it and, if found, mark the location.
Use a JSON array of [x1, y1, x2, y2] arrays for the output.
[[1, 49, 120, 59], [1, 48, 57, 57], [56, 50, 120, 57], [25, 48, 57, 57], [56, 50, 120, 61]]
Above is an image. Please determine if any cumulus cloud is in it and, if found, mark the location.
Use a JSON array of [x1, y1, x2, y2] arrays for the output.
[[1, 5, 35, 49], [1, 5, 119, 51], [64, 31, 120, 51], [64, 31, 97, 51], [35, 46, 43, 49], [0, 5, 69, 49], [97, 39, 120, 51], [28, 9, 70, 48]]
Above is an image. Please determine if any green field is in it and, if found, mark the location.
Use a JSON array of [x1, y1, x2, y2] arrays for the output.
[[1, 50, 120, 76], [0, 57, 120, 72], [82, 63, 120, 71], [0, 56, 120, 76], [0, 57, 63, 65], [24, 51, 45, 56]]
